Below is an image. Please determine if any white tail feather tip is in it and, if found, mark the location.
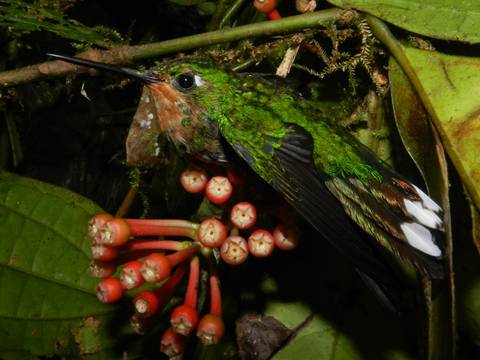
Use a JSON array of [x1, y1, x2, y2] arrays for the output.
[[404, 199, 443, 230], [412, 185, 442, 212], [400, 222, 442, 257]]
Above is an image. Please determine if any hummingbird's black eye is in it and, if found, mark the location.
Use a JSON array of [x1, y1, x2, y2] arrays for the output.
[[175, 73, 195, 90]]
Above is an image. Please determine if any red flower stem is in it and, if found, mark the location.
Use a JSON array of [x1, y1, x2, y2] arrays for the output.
[[115, 186, 139, 218], [104, 243, 196, 268], [184, 256, 200, 308], [168, 245, 198, 267], [124, 219, 199, 240], [155, 264, 187, 308], [123, 240, 186, 252], [208, 262, 222, 317]]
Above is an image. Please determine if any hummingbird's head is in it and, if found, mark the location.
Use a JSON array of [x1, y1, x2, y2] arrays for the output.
[[47, 54, 234, 164], [140, 59, 236, 163], [147, 58, 236, 108]]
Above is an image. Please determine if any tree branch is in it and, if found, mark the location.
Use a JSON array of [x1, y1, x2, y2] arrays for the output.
[[0, 8, 344, 87]]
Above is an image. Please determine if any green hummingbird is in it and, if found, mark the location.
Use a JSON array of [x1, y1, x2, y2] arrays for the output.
[[48, 54, 444, 309]]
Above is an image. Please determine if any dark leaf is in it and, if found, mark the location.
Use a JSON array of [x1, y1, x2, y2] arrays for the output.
[[0, 171, 139, 359]]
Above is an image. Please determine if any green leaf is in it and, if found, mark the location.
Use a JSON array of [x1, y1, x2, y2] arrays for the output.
[[389, 58, 438, 192], [0, 172, 137, 359], [391, 47, 480, 210], [327, 0, 480, 43]]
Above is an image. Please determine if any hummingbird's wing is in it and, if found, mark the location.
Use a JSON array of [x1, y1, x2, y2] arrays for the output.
[[220, 122, 443, 282], [221, 123, 424, 311]]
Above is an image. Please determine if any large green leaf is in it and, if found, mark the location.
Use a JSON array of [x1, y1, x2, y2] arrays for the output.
[[389, 58, 438, 193], [0, 172, 136, 359], [328, 0, 480, 43], [387, 47, 480, 210]]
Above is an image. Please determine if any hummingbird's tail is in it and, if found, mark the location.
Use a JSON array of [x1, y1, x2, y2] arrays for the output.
[[324, 140, 445, 280]]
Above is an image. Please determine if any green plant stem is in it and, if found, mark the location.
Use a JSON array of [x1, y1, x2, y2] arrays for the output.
[[219, 0, 246, 29], [0, 8, 343, 87], [131, 9, 343, 60], [366, 16, 420, 95], [115, 186, 138, 218], [208, 0, 235, 30]]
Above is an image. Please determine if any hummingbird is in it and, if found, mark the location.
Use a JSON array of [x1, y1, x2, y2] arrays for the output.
[[47, 54, 444, 310]]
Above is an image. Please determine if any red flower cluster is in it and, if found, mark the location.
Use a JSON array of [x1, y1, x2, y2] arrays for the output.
[[86, 164, 299, 358], [180, 166, 299, 263]]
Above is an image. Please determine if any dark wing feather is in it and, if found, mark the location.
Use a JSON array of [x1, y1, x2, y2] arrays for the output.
[[224, 123, 408, 310], [276, 125, 445, 279]]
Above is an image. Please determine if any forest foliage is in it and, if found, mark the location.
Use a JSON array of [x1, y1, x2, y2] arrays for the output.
[[0, 0, 479, 359]]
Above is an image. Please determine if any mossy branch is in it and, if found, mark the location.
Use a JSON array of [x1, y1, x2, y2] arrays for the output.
[[0, 8, 344, 88]]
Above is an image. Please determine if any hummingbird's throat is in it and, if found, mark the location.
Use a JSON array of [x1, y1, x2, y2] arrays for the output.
[[147, 83, 202, 151], [126, 80, 225, 166]]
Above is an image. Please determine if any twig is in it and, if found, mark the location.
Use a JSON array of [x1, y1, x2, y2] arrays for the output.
[[115, 186, 139, 218], [208, 0, 235, 30], [0, 9, 344, 87], [219, 0, 246, 29]]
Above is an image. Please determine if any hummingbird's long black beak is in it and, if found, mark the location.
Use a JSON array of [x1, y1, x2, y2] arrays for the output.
[[46, 53, 157, 84]]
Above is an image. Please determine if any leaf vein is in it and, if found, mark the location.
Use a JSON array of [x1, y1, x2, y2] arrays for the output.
[[0, 192, 90, 259]]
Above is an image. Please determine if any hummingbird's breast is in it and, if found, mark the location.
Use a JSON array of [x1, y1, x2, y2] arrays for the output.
[[145, 82, 226, 163]]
